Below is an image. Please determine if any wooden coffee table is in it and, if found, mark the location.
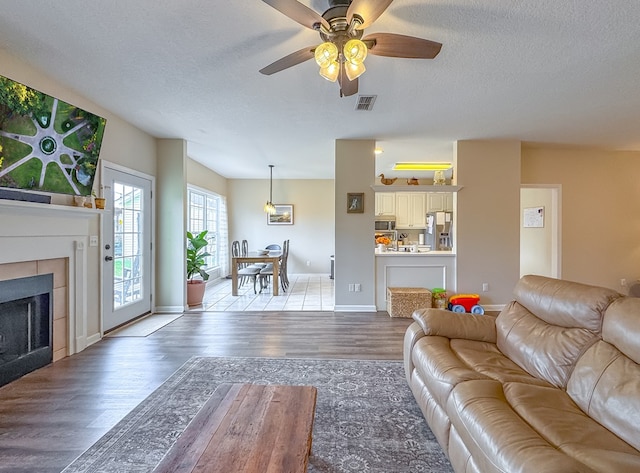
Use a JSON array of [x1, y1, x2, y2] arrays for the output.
[[153, 383, 317, 473]]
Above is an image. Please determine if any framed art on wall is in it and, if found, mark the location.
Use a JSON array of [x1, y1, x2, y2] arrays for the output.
[[347, 193, 364, 213], [268, 204, 293, 225]]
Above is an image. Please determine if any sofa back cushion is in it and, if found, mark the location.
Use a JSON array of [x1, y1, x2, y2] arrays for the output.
[[567, 297, 640, 451], [496, 275, 620, 388]]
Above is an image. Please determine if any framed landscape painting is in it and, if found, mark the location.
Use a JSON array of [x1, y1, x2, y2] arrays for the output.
[[268, 204, 293, 225]]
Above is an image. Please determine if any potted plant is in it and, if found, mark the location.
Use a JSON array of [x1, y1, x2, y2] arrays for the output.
[[186, 230, 210, 306], [93, 190, 106, 209]]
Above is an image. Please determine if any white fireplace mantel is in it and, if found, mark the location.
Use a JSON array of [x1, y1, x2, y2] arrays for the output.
[[1, 199, 103, 355]]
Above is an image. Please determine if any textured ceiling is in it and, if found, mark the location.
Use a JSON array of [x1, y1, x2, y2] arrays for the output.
[[0, 0, 639, 179]]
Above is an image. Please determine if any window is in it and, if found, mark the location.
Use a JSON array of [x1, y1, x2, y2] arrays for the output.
[[188, 186, 222, 269]]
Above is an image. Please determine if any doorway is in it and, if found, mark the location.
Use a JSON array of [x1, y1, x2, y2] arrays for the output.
[[520, 185, 561, 279], [102, 164, 154, 331]]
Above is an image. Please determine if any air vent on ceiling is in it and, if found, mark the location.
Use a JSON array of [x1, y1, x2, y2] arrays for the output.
[[355, 95, 377, 111]]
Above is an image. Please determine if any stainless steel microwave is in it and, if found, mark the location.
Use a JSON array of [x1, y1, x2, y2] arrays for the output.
[[375, 217, 396, 231]]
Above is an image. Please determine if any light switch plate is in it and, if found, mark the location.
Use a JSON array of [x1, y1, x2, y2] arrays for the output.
[[89, 235, 99, 247]]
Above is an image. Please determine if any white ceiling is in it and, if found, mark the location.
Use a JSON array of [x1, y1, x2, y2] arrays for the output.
[[1, 0, 639, 180]]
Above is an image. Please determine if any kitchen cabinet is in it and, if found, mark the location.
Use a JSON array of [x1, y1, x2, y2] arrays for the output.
[[396, 192, 426, 228], [427, 192, 454, 212], [375, 192, 396, 216]]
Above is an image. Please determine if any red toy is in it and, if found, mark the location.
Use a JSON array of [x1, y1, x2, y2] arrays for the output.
[[448, 294, 484, 314]]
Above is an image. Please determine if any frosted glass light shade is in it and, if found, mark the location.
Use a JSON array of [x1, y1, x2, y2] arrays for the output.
[[343, 39, 367, 65], [314, 42, 339, 68], [319, 61, 340, 82], [345, 61, 366, 80]]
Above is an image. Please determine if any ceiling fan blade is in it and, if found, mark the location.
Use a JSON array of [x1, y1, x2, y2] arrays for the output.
[[261, 0, 330, 31], [337, 64, 359, 97], [347, 0, 393, 29], [364, 33, 442, 59], [259, 46, 316, 75]]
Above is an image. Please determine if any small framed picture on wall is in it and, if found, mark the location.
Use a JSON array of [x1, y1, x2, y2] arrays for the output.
[[267, 204, 294, 225], [347, 193, 364, 213]]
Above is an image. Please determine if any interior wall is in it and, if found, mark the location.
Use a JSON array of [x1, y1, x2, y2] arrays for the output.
[[187, 158, 228, 196], [455, 140, 522, 305], [520, 187, 556, 278], [334, 139, 376, 312], [0, 49, 158, 340], [155, 139, 187, 312], [227, 178, 334, 274], [522, 145, 640, 292]]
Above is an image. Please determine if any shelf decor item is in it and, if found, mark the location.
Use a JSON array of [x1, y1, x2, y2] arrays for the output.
[[347, 192, 364, 213]]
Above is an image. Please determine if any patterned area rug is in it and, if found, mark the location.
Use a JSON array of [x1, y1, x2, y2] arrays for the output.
[[62, 357, 453, 473]]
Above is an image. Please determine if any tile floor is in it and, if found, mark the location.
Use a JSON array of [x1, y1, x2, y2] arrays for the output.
[[189, 273, 335, 312]]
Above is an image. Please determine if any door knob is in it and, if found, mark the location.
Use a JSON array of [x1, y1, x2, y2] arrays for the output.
[[105, 256, 113, 262]]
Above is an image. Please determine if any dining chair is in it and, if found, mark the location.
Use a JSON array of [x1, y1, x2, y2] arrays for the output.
[[281, 239, 290, 289], [257, 243, 282, 288], [231, 240, 260, 293], [259, 240, 288, 293], [243, 239, 267, 270]]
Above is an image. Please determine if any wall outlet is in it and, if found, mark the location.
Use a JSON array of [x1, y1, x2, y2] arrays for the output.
[[348, 283, 354, 292], [482, 283, 489, 292], [355, 283, 361, 292], [306, 260, 311, 266], [621, 278, 627, 288]]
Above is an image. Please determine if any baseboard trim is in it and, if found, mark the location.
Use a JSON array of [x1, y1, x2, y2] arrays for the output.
[[334, 305, 377, 312], [154, 306, 185, 314], [86, 333, 101, 347]]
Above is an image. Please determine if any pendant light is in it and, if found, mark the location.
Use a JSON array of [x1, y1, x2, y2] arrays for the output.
[[264, 164, 276, 214]]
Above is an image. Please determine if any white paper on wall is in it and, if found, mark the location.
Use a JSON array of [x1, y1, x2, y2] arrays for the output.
[[523, 207, 544, 228]]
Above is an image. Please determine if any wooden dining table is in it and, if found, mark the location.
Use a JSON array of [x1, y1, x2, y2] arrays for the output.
[[232, 250, 282, 296]]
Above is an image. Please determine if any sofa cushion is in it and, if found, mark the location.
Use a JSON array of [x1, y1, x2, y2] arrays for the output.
[[505, 382, 640, 472], [412, 336, 489, 409], [513, 275, 620, 331], [568, 340, 640, 452], [412, 308, 497, 343], [446, 379, 596, 473], [602, 297, 640, 363], [496, 301, 600, 388], [412, 336, 550, 411], [450, 339, 552, 387]]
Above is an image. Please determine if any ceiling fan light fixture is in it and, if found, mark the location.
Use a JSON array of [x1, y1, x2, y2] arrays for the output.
[[345, 61, 366, 80], [314, 42, 339, 68], [319, 61, 340, 82], [393, 162, 453, 171], [343, 38, 368, 65]]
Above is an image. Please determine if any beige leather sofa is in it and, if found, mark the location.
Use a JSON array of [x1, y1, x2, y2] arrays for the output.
[[404, 275, 640, 473]]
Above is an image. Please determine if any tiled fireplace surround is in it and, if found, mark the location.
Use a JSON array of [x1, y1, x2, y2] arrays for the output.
[[1, 199, 98, 362], [0, 258, 68, 361]]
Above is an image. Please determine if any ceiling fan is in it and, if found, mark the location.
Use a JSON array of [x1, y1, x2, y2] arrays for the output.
[[259, 0, 442, 97]]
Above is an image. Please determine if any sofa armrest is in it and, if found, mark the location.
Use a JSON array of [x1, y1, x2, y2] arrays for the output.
[[412, 308, 497, 343]]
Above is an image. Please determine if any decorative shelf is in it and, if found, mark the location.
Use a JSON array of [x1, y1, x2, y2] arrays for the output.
[[370, 185, 463, 192], [0, 199, 107, 218]]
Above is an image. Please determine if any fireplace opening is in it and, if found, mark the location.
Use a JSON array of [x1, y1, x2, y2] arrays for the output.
[[0, 274, 53, 387]]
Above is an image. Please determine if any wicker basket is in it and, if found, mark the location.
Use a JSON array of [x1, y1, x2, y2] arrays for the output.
[[386, 287, 432, 318]]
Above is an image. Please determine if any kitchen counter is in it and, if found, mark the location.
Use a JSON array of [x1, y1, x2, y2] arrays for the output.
[[375, 249, 455, 256]]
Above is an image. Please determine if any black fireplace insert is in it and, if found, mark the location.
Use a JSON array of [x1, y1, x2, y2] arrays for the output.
[[0, 274, 53, 387]]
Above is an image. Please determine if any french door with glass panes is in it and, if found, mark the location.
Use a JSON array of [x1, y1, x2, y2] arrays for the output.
[[102, 166, 152, 331]]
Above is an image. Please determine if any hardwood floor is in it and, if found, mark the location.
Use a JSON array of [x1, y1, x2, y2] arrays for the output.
[[0, 310, 413, 473]]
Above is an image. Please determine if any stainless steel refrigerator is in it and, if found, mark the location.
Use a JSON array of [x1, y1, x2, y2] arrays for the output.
[[424, 212, 453, 250]]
